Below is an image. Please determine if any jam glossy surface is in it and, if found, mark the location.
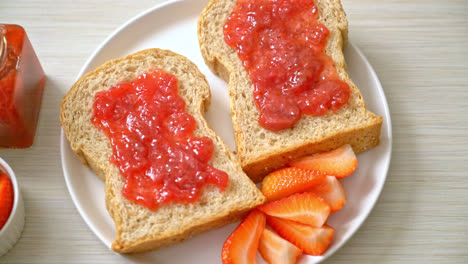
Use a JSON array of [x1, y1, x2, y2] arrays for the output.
[[0, 24, 45, 148], [92, 69, 229, 210], [224, 0, 350, 131]]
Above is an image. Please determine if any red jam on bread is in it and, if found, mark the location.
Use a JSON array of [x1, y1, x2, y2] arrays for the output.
[[224, 0, 350, 131], [92, 69, 229, 210]]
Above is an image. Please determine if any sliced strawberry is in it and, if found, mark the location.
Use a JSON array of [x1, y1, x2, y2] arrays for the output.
[[0, 173, 14, 231], [261, 167, 326, 201], [222, 209, 266, 264], [267, 216, 334, 256], [258, 192, 330, 227], [259, 228, 302, 264], [309, 176, 346, 212], [290, 144, 358, 178]]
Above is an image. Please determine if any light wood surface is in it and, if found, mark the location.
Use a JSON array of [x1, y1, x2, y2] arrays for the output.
[[1, 0, 467, 263]]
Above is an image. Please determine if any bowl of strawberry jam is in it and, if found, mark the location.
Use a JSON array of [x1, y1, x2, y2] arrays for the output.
[[0, 24, 45, 148], [0, 157, 25, 256]]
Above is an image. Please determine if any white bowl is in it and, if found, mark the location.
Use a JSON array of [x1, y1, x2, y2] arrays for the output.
[[0, 157, 25, 256]]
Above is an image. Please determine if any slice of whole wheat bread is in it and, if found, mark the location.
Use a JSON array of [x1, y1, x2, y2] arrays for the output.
[[198, 0, 383, 182], [60, 48, 265, 253]]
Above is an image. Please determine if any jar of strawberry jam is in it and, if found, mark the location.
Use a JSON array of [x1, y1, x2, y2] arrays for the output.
[[0, 24, 45, 148]]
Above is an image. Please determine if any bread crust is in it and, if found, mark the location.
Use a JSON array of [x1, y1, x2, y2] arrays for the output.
[[60, 48, 265, 253], [243, 120, 382, 182], [111, 206, 250, 253], [198, 0, 383, 182]]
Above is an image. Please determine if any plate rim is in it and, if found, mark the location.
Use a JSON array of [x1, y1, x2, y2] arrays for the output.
[[60, 0, 393, 262]]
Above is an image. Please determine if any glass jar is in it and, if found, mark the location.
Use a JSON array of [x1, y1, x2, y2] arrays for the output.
[[0, 24, 45, 148]]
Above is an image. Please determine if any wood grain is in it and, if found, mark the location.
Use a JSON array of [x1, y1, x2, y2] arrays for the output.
[[0, 0, 467, 263]]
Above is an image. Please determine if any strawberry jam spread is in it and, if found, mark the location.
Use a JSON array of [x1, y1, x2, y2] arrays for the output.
[[91, 69, 228, 210], [224, 0, 350, 131]]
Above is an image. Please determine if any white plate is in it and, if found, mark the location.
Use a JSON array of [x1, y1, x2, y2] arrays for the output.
[[60, 0, 392, 263]]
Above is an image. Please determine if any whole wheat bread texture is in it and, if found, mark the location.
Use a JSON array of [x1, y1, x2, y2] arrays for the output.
[[60, 49, 265, 253], [198, 0, 383, 182]]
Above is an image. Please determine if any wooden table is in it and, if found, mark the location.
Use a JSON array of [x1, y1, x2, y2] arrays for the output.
[[1, 0, 467, 263]]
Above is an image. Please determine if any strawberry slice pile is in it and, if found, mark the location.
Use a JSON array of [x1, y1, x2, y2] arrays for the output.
[[0, 173, 14, 231], [221, 144, 358, 263]]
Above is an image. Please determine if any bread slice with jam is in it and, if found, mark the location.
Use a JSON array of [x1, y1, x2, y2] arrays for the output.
[[60, 48, 265, 253], [198, 0, 383, 182]]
